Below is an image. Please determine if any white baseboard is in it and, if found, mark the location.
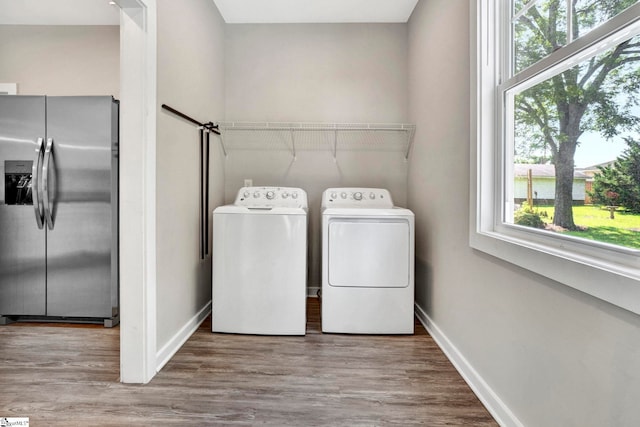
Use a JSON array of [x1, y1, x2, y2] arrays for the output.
[[414, 303, 524, 427], [156, 301, 212, 373]]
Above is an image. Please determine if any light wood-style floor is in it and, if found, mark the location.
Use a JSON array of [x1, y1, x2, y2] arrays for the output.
[[0, 299, 497, 426]]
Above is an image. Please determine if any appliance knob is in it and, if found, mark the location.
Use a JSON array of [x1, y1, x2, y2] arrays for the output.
[[369, 192, 376, 200], [354, 192, 363, 201], [266, 190, 275, 200], [282, 192, 289, 199], [341, 192, 347, 199], [243, 191, 250, 198], [253, 191, 260, 198], [292, 192, 298, 199], [330, 192, 337, 199]]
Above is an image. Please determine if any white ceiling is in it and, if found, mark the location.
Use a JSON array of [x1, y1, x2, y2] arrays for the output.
[[213, 0, 419, 24], [0, 0, 419, 25], [0, 0, 119, 25]]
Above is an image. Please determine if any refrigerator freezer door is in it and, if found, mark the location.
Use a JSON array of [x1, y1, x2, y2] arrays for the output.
[[45, 96, 116, 318], [0, 96, 47, 315]]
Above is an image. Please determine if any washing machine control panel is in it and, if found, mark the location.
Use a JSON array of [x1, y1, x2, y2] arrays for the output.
[[322, 188, 394, 208], [235, 186, 308, 208]]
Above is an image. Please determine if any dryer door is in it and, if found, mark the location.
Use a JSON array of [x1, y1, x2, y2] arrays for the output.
[[328, 219, 410, 288]]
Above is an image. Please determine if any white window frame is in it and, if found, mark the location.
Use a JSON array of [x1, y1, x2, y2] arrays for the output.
[[470, 0, 640, 315]]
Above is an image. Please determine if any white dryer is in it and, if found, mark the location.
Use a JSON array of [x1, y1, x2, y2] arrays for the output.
[[212, 186, 307, 335], [321, 188, 414, 334]]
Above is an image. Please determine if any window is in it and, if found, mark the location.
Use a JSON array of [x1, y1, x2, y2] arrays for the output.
[[471, 0, 640, 314]]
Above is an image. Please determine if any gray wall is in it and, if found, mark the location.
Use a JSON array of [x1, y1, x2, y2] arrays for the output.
[[407, 1, 640, 425], [224, 24, 409, 288], [0, 25, 119, 96], [156, 0, 225, 350], [225, 24, 408, 123]]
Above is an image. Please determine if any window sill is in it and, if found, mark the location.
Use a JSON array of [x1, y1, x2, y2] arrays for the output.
[[470, 229, 640, 315], [470, 0, 640, 318]]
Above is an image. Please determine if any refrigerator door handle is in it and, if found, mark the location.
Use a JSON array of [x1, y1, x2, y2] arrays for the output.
[[42, 137, 55, 230], [32, 137, 45, 229]]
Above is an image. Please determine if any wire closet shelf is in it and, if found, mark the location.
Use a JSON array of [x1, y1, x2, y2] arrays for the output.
[[217, 122, 416, 160]]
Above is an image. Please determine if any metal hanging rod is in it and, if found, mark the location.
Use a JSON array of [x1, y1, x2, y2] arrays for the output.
[[161, 104, 220, 135], [161, 103, 219, 260], [218, 122, 414, 132]]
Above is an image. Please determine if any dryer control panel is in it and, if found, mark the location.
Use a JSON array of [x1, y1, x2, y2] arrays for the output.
[[235, 186, 308, 208], [322, 188, 394, 209]]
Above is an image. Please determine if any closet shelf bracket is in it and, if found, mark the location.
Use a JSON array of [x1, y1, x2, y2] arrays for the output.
[[217, 122, 416, 161]]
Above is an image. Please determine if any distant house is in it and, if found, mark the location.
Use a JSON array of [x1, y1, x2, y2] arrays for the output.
[[577, 160, 616, 204], [577, 160, 616, 178], [513, 164, 588, 205]]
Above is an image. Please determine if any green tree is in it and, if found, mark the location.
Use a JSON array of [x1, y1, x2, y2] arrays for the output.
[[514, 0, 640, 230], [590, 138, 640, 212]]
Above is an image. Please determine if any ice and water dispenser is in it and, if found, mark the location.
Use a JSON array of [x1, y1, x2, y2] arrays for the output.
[[4, 160, 33, 205]]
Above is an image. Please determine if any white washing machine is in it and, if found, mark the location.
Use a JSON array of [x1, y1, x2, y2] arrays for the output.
[[212, 186, 307, 335], [321, 188, 414, 334]]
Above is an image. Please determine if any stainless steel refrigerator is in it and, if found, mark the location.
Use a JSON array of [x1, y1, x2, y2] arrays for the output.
[[0, 96, 119, 326]]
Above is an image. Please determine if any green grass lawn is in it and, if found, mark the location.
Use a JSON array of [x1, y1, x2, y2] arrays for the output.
[[534, 205, 640, 249]]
